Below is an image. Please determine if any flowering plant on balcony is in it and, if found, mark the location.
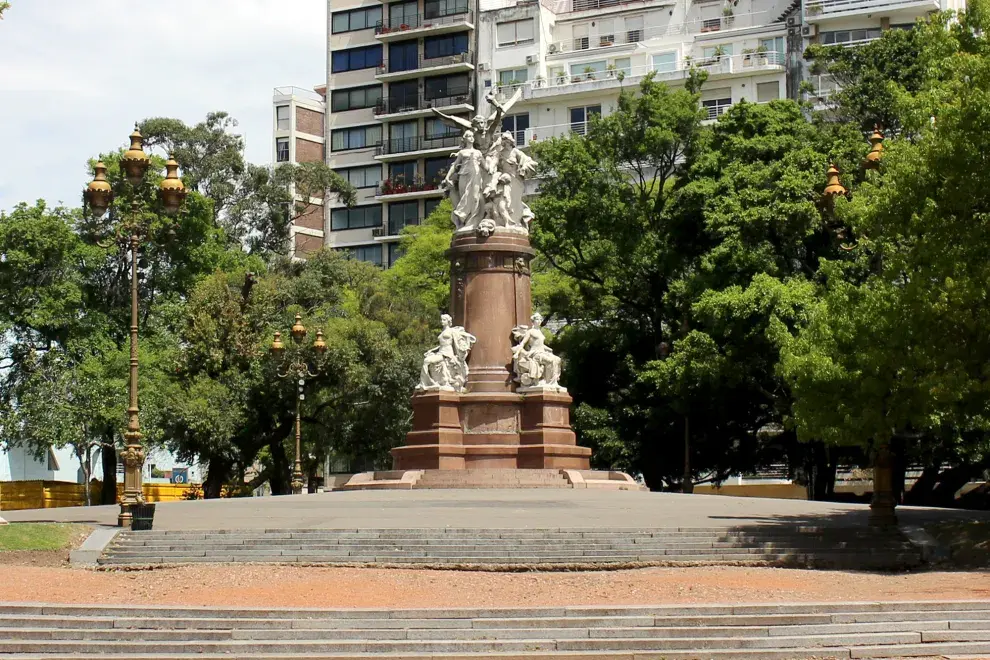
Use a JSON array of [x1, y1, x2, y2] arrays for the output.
[[380, 177, 441, 196]]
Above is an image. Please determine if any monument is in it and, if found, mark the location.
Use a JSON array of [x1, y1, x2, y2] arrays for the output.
[[390, 90, 592, 471]]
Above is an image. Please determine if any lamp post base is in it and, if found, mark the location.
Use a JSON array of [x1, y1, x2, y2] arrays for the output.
[[291, 475, 304, 495], [117, 504, 133, 529]]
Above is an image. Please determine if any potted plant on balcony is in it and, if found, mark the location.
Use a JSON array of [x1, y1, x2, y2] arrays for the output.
[[606, 63, 618, 78], [742, 47, 754, 66], [712, 45, 728, 62], [756, 44, 769, 65], [722, 6, 734, 25], [583, 65, 597, 80], [400, 22, 410, 30], [532, 75, 545, 88]]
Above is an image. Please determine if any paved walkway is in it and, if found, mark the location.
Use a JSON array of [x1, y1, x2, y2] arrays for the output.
[[3, 489, 985, 531]]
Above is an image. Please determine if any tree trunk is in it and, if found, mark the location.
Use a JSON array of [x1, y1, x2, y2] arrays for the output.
[[82, 445, 92, 507], [203, 458, 231, 499], [100, 437, 118, 506], [807, 441, 837, 501], [905, 464, 941, 506], [681, 415, 694, 494], [269, 438, 290, 496]]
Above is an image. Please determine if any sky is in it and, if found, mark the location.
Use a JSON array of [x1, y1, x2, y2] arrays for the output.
[[0, 0, 326, 213]]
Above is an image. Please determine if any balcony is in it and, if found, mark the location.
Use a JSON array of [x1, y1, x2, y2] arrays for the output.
[[375, 178, 445, 200], [375, 52, 474, 82], [375, 9, 474, 40], [373, 217, 424, 240], [374, 89, 474, 119], [375, 133, 462, 160], [804, 0, 940, 21], [546, 28, 645, 56]]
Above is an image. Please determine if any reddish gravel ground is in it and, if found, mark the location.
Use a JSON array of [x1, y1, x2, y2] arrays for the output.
[[1, 564, 988, 608]]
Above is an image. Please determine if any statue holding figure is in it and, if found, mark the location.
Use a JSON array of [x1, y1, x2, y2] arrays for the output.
[[510, 312, 565, 391], [418, 313, 477, 392], [442, 131, 485, 230], [486, 131, 538, 230]]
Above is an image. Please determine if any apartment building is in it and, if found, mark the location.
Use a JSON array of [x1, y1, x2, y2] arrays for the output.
[[273, 0, 956, 263]]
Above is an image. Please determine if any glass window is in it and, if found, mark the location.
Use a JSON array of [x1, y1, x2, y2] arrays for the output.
[[276, 138, 290, 162], [424, 73, 469, 99], [757, 81, 780, 103], [332, 45, 383, 73], [335, 165, 382, 188], [425, 116, 459, 139], [496, 19, 535, 47], [331, 85, 383, 112], [501, 113, 529, 146], [570, 60, 606, 78], [331, 205, 383, 231], [389, 201, 420, 234], [625, 15, 644, 42], [331, 124, 382, 151], [424, 156, 452, 185], [425, 0, 469, 18], [388, 242, 404, 267], [389, 161, 416, 184], [424, 33, 469, 60], [276, 106, 290, 131], [821, 28, 881, 45], [569, 104, 601, 134], [350, 244, 383, 266], [332, 6, 383, 33], [389, 1, 419, 29], [425, 198, 442, 218], [701, 96, 732, 120], [498, 68, 529, 86], [389, 41, 419, 72], [703, 44, 733, 58], [652, 52, 676, 72]]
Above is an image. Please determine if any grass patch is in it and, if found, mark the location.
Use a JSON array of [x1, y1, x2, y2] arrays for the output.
[[0, 523, 86, 552], [926, 520, 990, 567]]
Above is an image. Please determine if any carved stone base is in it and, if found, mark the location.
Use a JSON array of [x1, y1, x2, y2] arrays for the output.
[[392, 389, 590, 471]]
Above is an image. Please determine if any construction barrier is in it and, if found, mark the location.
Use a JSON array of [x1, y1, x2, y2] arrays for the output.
[[0, 480, 197, 511], [693, 483, 809, 500]]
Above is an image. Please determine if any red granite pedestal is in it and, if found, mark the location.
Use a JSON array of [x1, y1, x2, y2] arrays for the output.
[[390, 227, 591, 471]]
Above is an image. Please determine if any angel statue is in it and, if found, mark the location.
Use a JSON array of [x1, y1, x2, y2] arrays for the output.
[[418, 313, 477, 393], [442, 131, 485, 230], [432, 87, 522, 154], [510, 312, 565, 391]]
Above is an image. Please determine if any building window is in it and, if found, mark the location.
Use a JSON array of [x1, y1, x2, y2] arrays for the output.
[[390, 161, 417, 184], [703, 44, 733, 59], [425, 73, 470, 100], [501, 113, 529, 146], [331, 85, 383, 112], [331, 204, 383, 231], [497, 18, 535, 47], [425, 198, 442, 218], [331, 45, 383, 73], [389, 201, 420, 234], [424, 156, 452, 185], [820, 28, 882, 45], [332, 6, 383, 33], [701, 92, 732, 120], [757, 81, 780, 103], [388, 241, 404, 266], [498, 68, 528, 87], [389, 1, 419, 29], [424, 33, 469, 60], [331, 124, 382, 152], [425, 116, 460, 139], [350, 244, 383, 266], [570, 60, 606, 79], [425, 0, 469, 18], [335, 164, 382, 188], [276, 106, 290, 131], [389, 40, 419, 72], [569, 104, 601, 135], [701, 17, 721, 32], [652, 52, 676, 72], [573, 23, 590, 50], [625, 15, 644, 43], [276, 138, 290, 162]]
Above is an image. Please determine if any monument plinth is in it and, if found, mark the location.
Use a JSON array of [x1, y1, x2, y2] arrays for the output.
[[389, 88, 590, 473]]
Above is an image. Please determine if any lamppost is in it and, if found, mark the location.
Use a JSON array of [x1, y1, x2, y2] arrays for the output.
[[270, 314, 327, 494], [84, 126, 187, 528]]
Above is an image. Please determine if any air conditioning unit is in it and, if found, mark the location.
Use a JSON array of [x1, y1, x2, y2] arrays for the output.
[[478, 62, 490, 71], [526, 54, 536, 64], [786, 14, 799, 27], [801, 23, 817, 36], [548, 43, 559, 54]]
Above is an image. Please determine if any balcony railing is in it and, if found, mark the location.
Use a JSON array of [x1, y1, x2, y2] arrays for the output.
[[377, 133, 462, 155], [375, 8, 473, 34], [376, 177, 443, 196], [376, 51, 473, 75], [389, 217, 423, 235], [805, 0, 936, 16], [374, 89, 473, 115]]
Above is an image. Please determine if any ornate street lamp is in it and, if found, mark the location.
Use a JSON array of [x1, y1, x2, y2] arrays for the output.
[[84, 125, 187, 528], [864, 126, 884, 170], [270, 314, 327, 494]]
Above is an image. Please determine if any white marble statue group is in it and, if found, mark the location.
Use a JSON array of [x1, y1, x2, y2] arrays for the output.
[[433, 89, 537, 236], [417, 312, 565, 393]]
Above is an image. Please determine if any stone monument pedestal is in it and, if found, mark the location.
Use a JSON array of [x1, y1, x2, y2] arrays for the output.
[[390, 227, 591, 472]]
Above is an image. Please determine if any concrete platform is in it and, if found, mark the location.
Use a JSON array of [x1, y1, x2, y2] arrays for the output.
[[3, 489, 986, 532]]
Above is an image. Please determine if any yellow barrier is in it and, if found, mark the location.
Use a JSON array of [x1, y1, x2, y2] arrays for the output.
[[0, 480, 198, 510], [693, 483, 809, 500]]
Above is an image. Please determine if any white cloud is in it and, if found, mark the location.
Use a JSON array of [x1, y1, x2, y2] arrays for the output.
[[0, 0, 326, 211]]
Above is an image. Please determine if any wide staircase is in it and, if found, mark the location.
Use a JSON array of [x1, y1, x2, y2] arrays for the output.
[[1, 601, 989, 658], [99, 527, 923, 569], [414, 469, 571, 489]]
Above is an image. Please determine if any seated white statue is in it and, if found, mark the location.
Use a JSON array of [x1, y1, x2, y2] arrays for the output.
[[418, 313, 477, 393], [510, 312, 565, 391]]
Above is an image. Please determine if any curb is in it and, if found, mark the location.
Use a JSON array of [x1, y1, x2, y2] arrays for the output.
[[70, 526, 121, 566]]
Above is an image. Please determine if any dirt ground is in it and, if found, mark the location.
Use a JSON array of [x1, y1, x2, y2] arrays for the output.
[[0, 564, 988, 608]]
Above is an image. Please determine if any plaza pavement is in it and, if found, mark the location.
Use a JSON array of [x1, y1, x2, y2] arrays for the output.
[[4, 489, 987, 531]]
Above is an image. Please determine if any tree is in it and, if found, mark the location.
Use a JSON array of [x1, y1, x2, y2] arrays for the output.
[[386, 199, 453, 314]]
